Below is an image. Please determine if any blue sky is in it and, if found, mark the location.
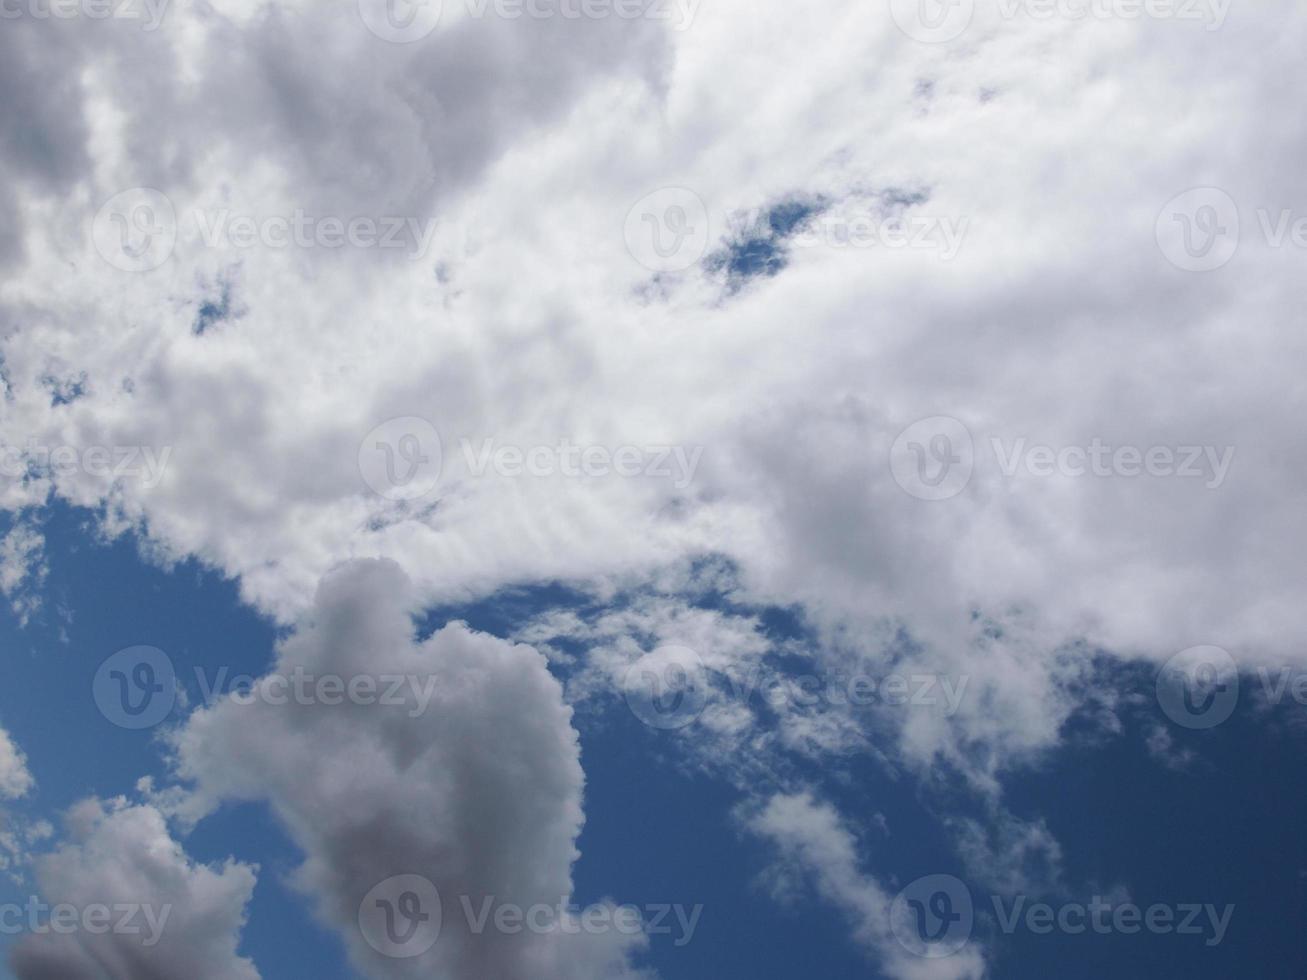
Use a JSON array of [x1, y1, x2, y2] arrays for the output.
[[2, 2, 1305, 978], [0, 503, 1302, 978]]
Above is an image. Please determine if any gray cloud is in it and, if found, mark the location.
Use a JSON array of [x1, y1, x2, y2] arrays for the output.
[[10, 798, 259, 980], [0, 2, 1304, 967], [170, 558, 650, 980]]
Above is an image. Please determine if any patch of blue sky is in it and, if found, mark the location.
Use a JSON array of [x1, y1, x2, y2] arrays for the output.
[[0, 506, 1302, 978]]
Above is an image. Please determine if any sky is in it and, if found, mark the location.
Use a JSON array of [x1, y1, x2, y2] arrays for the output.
[[0, 1, 1305, 978]]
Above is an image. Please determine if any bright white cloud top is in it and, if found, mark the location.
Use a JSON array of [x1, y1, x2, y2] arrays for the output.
[[0, 1, 1301, 977]]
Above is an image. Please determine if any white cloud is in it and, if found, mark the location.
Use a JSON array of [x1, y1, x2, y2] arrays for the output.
[[1, 1, 1303, 965], [0, 724, 43, 884], [169, 558, 650, 980], [0, 517, 48, 626], [0, 3, 1298, 668], [947, 809, 1064, 898], [9, 797, 259, 980], [0, 5, 1298, 728], [745, 791, 987, 980], [0, 725, 34, 802]]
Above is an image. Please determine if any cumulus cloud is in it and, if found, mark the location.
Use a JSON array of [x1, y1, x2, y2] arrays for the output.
[[169, 558, 649, 980], [0, 3, 1298, 718], [2, 0, 1303, 965], [9, 797, 259, 980]]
